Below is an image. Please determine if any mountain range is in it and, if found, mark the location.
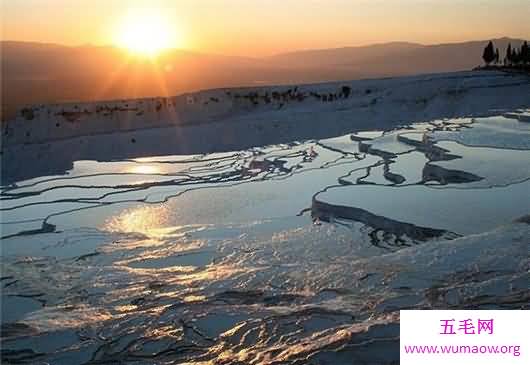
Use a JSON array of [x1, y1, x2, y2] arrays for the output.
[[1, 37, 526, 120]]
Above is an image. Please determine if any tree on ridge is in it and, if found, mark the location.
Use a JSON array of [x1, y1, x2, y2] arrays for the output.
[[482, 41, 495, 66], [505, 43, 512, 65]]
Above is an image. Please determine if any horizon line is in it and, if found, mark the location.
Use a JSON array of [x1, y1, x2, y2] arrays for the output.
[[1, 36, 528, 58]]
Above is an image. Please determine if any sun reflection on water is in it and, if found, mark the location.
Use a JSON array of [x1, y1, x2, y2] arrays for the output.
[[104, 204, 171, 237], [127, 164, 162, 175]]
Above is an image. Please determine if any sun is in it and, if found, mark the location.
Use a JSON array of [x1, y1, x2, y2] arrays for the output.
[[115, 10, 180, 57]]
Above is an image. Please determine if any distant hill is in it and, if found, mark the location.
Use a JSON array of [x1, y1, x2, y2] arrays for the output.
[[1, 38, 526, 121], [266, 38, 526, 74], [266, 42, 425, 67]]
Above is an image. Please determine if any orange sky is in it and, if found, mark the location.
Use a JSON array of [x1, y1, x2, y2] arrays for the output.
[[2, 0, 529, 57]]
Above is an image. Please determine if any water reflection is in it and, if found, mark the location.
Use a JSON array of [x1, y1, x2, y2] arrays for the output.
[[103, 204, 171, 237], [1, 115, 529, 243], [125, 164, 163, 175], [1, 113, 529, 364]]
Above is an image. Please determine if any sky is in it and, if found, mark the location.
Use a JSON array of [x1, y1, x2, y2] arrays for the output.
[[2, 0, 530, 57]]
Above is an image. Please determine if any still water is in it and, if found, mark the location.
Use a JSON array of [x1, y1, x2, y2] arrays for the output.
[[1, 114, 529, 364]]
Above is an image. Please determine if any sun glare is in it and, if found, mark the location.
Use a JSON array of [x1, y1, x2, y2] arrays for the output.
[[127, 165, 161, 175], [116, 10, 180, 57]]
